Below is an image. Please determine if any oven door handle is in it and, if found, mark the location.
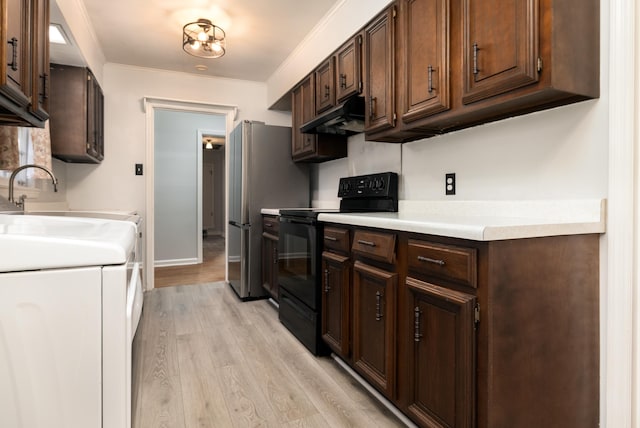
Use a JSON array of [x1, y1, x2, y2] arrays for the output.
[[279, 217, 315, 225]]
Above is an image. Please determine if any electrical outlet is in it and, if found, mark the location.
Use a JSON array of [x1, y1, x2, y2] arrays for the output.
[[445, 173, 456, 195], [135, 163, 143, 176]]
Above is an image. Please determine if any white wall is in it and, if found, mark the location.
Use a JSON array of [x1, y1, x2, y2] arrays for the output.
[[63, 63, 291, 223]]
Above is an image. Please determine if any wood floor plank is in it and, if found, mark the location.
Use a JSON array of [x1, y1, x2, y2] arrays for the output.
[[231, 311, 320, 424], [218, 364, 279, 427], [171, 286, 204, 336], [281, 349, 399, 428], [176, 333, 234, 428], [137, 373, 186, 428], [140, 289, 180, 381]]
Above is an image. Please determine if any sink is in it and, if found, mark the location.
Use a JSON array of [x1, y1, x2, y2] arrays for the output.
[[0, 214, 137, 272]]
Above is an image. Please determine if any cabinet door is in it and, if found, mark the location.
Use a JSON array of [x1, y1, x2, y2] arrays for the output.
[[353, 260, 397, 398], [262, 233, 279, 300], [30, 0, 49, 120], [1, 0, 31, 109], [363, 6, 396, 134], [405, 277, 476, 428], [291, 75, 317, 160], [93, 78, 104, 160], [462, 0, 539, 104], [86, 71, 99, 160], [315, 57, 335, 114], [401, 0, 450, 123], [321, 251, 351, 357], [335, 35, 362, 103]]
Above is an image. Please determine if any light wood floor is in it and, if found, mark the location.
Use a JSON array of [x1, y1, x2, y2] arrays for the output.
[[132, 282, 405, 427], [154, 235, 226, 288]]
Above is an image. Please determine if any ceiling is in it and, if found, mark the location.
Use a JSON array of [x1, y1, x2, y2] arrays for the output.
[[50, 0, 339, 82]]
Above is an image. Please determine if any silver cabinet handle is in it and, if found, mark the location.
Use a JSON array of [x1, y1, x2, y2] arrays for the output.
[[324, 236, 338, 242], [375, 291, 383, 321], [324, 269, 331, 293], [414, 307, 422, 342], [473, 43, 480, 76], [417, 255, 445, 266], [272, 248, 278, 265], [428, 65, 434, 93], [358, 240, 376, 247]]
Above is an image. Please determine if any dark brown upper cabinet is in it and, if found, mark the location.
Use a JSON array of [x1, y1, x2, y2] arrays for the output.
[[335, 35, 363, 103], [462, 0, 539, 104], [363, 6, 396, 135], [49, 64, 104, 163], [292, 74, 317, 160], [30, 0, 50, 122], [288, 0, 598, 144], [400, 0, 451, 124], [315, 57, 336, 114], [291, 74, 347, 163], [0, 0, 50, 127], [392, 0, 599, 139]]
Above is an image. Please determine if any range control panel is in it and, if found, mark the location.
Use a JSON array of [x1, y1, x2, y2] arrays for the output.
[[338, 172, 398, 199]]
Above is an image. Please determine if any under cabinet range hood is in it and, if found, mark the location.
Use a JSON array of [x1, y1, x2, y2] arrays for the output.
[[300, 96, 365, 136]]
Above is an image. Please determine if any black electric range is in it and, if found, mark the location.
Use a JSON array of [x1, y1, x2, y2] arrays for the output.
[[277, 172, 398, 355]]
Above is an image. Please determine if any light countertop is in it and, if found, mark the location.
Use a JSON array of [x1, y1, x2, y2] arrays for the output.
[[317, 199, 606, 241]]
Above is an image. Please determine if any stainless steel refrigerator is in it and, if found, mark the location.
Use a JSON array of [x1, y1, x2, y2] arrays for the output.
[[227, 121, 310, 300]]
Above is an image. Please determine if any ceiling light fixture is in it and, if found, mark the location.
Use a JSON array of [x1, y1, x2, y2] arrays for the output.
[[49, 23, 69, 45], [183, 19, 226, 59]]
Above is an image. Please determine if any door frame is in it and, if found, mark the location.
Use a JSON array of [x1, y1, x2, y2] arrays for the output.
[[143, 97, 236, 290]]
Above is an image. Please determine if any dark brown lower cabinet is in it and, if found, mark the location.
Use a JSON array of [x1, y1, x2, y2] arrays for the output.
[[352, 260, 397, 399], [321, 251, 351, 358], [321, 226, 599, 428], [405, 277, 476, 428]]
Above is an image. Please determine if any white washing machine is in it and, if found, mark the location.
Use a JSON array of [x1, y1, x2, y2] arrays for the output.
[[0, 213, 142, 428]]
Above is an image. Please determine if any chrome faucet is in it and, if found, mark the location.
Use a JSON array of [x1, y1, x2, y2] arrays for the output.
[[8, 164, 58, 209]]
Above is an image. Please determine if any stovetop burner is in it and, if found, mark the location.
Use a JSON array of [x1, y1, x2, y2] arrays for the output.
[[279, 172, 398, 219]]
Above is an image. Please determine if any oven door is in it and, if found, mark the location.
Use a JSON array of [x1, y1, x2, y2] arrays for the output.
[[278, 216, 321, 311]]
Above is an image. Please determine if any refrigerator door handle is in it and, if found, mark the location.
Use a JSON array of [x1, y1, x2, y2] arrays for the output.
[[229, 220, 251, 230]]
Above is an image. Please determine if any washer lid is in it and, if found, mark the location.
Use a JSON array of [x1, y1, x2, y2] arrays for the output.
[[0, 214, 136, 272]]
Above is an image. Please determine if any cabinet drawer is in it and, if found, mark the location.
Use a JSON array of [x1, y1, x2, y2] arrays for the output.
[[352, 230, 396, 264], [408, 240, 477, 288], [262, 215, 279, 235], [324, 227, 350, 253]]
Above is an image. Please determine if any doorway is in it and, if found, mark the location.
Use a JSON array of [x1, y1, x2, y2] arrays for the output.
[[143, 97, 236, 290]]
